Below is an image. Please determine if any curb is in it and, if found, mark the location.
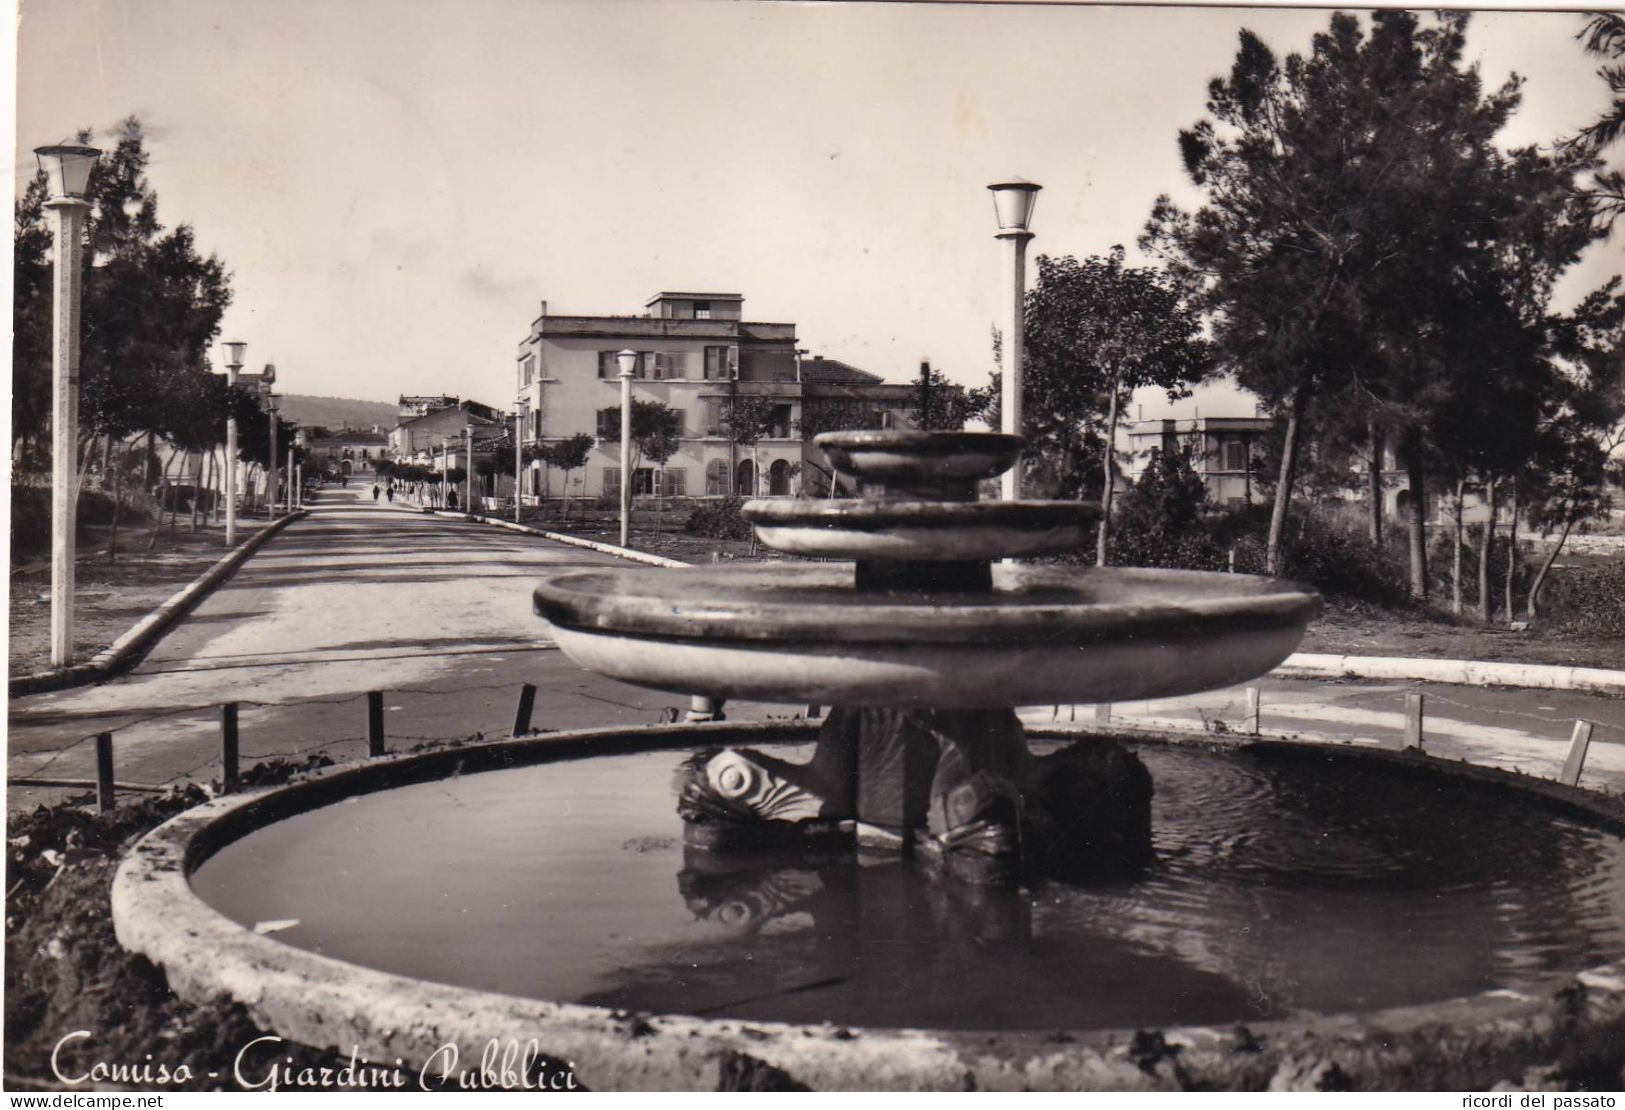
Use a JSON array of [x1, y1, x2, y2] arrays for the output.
[[9, 510, 310, 697], [415, 506, 688, 568], [1275, 652, 1625, 696]]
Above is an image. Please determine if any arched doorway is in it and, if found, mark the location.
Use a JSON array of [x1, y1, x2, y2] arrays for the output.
[[735, 459, 756, 497], [706, 459, 729, 497], [341, 459, 353, 477], [768, 458, 791, 495]]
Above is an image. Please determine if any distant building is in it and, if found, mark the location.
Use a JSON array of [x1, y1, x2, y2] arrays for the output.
[[389, 400, 505, 462], [299, 426, 391, 477], [513, 292, 929, 501], [1123, 416, 1274, 509], [398, 395, 460, 419]]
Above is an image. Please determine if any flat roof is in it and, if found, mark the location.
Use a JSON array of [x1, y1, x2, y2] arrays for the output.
[[644, 292, 745, 306]]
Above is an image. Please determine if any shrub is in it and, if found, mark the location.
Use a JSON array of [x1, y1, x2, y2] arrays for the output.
[[684, 496, 752, 540], [1537, 561, 1625, 638]]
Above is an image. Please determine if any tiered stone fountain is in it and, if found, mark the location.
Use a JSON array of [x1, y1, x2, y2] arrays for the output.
[[533, 430, 1322, 881], [113, 429, 1625, 1090]]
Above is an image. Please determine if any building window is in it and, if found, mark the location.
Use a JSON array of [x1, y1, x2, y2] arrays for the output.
[[669, 409, 687, 437], [768, 404, 792, 439], [1222, 439, 1248, 472], [705, 459, 729, 497], [769, 458, 792, 495], [654, 351, 689, 379], [521, 354, 537, 386], [602, 467, 620, 499], [704, 346, 736, 380], [598, 351, 616, 379], [662, 467, 687, 497], [701, 398, 724, 436], [596, 407, 620, 439], [694, 301, 711, 320]]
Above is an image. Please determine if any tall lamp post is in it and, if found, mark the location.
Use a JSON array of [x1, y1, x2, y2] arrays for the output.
[[37, 143, 101, 667], [221, 341, 246, 544], [514, 404, 526, 524], [463, 425, 473, 515], [266, 391, 280, 517], [989, 179, 1041, 502], [616, 349, 637, 547], [440, 437, 448, 507]]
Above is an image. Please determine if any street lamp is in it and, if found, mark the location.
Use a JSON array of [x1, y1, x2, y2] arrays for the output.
[[222, 341, 246, 545], [989, 178, 1040, 502], [265, 389, 280, 516], [616, 349, 637, 547], [36, 142, 101, 666], [514, 404, 526, 525], [463, 425, 473, 515]]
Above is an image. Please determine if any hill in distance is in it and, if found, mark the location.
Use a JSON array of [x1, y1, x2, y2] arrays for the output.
[[275, 395, 399, 433]]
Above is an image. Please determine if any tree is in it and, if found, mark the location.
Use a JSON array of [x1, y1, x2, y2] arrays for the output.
[[909, 361, 988, 432], [1108, 445, 1217, 569], [545, 433, 594, 520], [1142, 12, 1523, 579], [1566, 13, 1625, 230], [720, 394, 778, 497], [13, 117, 233, 549], [1022, 248, 1211, 562]]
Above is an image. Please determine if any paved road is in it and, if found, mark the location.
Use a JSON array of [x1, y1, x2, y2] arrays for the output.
[[7, 489, 711, 808], [9, 489, 1625, 807]]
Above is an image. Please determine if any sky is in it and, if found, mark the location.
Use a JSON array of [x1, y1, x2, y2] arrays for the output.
[[13, 0, 1625, 418]]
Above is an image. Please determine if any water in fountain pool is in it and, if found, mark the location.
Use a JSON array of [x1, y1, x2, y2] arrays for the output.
[[191, 739, 1625, 1032]]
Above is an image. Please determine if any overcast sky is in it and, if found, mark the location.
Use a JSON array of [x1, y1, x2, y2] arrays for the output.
[[14, 1, 1623, 417]]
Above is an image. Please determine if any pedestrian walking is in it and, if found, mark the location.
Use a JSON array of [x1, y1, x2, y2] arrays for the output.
[[372, 485, 380, 502], [386, 486, 394, 503]]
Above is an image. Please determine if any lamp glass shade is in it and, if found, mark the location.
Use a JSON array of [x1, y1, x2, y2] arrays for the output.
[[616, 349, 638, 377], [988, 180, 1041, 232], [34, 145, 102, 199], [224, 341, 247, 368]]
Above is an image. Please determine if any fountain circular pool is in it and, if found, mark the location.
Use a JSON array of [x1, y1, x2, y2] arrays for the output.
[[188, 734, 1625, 1034]]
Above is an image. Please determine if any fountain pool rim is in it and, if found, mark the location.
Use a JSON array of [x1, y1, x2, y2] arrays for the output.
[[111, 719, 1625, 1092]]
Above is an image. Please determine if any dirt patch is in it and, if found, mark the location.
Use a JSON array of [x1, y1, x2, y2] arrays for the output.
[[1301, 600, 1625, 671], [9, 518, 270, 678], [3, 762, 358, 1090]]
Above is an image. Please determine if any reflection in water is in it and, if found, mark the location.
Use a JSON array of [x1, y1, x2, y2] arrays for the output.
[[193, 741, 1625, 1032]]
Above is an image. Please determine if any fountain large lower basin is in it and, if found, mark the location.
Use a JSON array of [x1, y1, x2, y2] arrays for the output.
[[191, 737, 1625, 1031], [113, 723, 1625, 1091]]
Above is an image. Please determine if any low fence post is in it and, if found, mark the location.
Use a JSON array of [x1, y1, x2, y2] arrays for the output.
[[221, 703, 240, 794], [512, 683, 538, 738], [1403, 692, 1425, 750], [1245, 686, 1261, 736], [1560, 720, 1595, 787], [367, 691, 386, 757], [95, 733, 115, 813]]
